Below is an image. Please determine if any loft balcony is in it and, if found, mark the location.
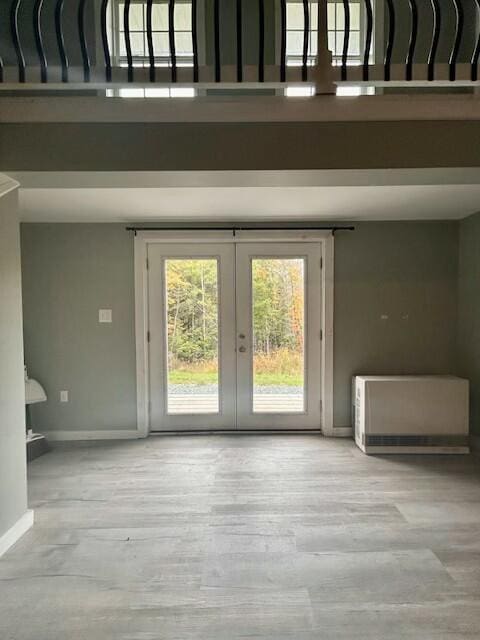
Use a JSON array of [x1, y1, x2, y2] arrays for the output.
[[0, 0, 479, 95], [2, 1, 480, 174]]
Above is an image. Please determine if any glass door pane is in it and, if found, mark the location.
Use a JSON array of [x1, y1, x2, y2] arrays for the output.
[[236, 242, 322, 430], [252, 258, 305, 413], [148, 242, 235, 431], [165, 259, 219, 414]]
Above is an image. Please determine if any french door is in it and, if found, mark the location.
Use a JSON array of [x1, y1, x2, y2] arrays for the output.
[[147, 241, 322, 431]]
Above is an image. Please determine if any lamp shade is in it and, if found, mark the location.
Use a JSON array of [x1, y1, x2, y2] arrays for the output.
[[25, 378, 47, 405]]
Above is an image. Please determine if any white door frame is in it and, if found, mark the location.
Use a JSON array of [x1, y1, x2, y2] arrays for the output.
[[134, 230, 334, 436]]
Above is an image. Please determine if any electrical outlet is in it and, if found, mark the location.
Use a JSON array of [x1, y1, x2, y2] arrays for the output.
[[60, 390, 69, 403], [99, 309, 112, 323]]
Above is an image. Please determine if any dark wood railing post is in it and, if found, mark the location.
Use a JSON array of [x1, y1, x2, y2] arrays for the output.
[[313, 0, 334, 94]]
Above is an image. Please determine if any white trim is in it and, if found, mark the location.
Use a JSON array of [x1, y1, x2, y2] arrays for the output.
[[134, 233, 150, 438], [137, 230, 234, 244], [0, 510, 34, 559], [321, 233, 335, 435], [234, 230, 332, 243], [0, 173, 20, 198], [44, 430, 141, 441], [331, 426, 353, 438], [134, 230, 335, 436], [136, 230, 332, 243]]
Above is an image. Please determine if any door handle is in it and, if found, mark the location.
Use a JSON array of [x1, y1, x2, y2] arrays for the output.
[[238, 346, 247, 353]]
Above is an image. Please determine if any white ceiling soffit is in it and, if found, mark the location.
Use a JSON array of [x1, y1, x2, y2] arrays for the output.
[[18, 184, 480, 222], [13, 168, 480, 222], [11, 168, 480, 190]]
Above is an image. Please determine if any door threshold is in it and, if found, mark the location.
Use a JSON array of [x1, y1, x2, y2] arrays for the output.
[[149, 429, 323, 436]]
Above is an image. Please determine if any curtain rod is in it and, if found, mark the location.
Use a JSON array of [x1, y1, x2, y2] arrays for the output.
[[125, 225, 355, 236]]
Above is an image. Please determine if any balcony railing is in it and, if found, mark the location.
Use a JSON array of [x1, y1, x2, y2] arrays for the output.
[[0, 1, 479, 92]]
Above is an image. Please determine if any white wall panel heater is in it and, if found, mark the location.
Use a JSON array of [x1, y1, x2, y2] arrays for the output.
[[353, 376, 469, 454]]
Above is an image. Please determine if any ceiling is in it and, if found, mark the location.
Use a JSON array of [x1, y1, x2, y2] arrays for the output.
[[11, 169, 480, 223]]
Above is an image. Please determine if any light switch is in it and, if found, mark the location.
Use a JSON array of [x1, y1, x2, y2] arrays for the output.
[[99, 309, 112, 323]]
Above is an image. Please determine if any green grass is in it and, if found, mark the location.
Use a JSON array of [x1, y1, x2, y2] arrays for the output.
[[169, 350, 304, 387], [254, 372, 303, 387], [169, 370, 218, 385], [169, 370, 303, 387]]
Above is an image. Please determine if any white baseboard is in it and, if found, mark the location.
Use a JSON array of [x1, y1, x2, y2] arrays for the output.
[[330, 427, 354, 438], [45, 428, 354, 441], [0, 510, 34, 559], [44, 430, 141, 442]]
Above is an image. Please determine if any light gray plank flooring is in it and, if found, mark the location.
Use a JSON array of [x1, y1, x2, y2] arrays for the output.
[[1, 435, 480, 639]]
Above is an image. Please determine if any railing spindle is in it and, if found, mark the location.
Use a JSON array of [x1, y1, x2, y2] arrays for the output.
[[280, 0, 287, 82], [259, 0, 265, 81], [124, 0, 133, 82], [235, 0, 243, 82], [214, 0, 220, 81], [472, 0, 480, 81], [78, 0, 91, 82], [10, 0, 26, 83], [428, 0, 441, 81], [55, 0, 68, 82], [146, 0, 155, 82], [301, 0, 309, 81], [169, 0, 177, 82], [449, 0, 464, 81], [0, 0, 475, 91], [101, 0, 112, 82], [192, 0, 199, 82], [384, 0, 395, 81], [341, 0, 350, 81], [406, 0, 418, 81], [363, 0, 373, 81], [34, 0, 47, 83]]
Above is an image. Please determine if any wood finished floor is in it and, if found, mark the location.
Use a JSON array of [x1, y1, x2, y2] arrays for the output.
[[1, 435, 480, 639]]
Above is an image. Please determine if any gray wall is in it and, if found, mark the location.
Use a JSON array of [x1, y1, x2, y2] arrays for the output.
[[334, 221, 459, 427], [0, 189, 28, 537], [21, 220, 460, 433], [458, 211, 480, 436], [3, 121, 480, 173], [21, 224, 137, 433]]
